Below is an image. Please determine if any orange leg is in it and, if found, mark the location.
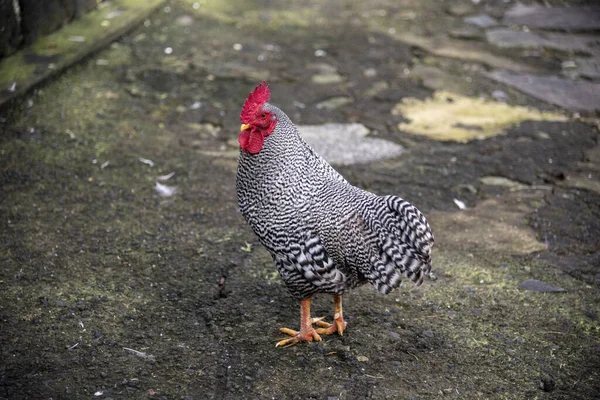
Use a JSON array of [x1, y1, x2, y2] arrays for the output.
[[276, 298, 323, 347], [316, 294, 348, 336]]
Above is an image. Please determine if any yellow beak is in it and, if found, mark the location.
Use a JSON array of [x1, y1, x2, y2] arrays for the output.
[[240, 123, 251, 131]]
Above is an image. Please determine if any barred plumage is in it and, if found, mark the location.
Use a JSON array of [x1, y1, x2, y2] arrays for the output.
[[236, 83, 433, 346], [237, 102, 434, 300]]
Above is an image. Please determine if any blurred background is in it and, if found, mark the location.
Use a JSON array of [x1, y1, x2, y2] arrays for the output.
[[1, 1, 599, 399]]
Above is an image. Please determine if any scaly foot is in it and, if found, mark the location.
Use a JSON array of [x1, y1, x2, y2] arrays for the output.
[[276, 323, 323, 347], [276, 299, 324, 347], [315, 295, 347, 336], [315, 314, 347, 336]]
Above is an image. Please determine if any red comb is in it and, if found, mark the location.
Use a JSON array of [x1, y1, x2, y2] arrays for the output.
[[241, 81, 270, 123]]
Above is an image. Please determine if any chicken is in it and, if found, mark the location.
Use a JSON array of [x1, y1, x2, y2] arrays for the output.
[[236, 82, 434, 347]]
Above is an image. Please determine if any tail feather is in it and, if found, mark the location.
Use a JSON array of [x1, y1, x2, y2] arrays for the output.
[[366, 196, 434, 294], [383, 195, 434, 262]]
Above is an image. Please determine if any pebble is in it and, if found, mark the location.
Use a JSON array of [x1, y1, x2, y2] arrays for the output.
[[363, 68, 377, 78], [364, 81, 389, 97], [561, 60, 577, 70], [447, 4, 474, 17], [175, 15, 194, 26], [479, 176, 525, 189], [311, 73, 345, 85], [448, 27, 483, 40], [491, 90, 508, 102], [536, 132, 550, 140], [388, 331, 401, 340], [315, 96, 352, 110], [464, 14, 498, 28]]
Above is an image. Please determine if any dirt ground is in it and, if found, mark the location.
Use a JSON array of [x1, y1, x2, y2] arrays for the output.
[[1, 0, 599, 399]]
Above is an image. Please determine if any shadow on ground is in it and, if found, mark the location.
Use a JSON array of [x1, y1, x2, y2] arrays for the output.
[[1, 0, 599, 399]]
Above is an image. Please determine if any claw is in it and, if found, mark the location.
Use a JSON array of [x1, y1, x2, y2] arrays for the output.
[[316, 317, 347, 336], [279, 328, 298, 336], [315, 320, 332, 329]]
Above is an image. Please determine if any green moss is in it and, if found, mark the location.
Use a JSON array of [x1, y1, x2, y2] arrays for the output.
[[392, 91, 567, 142], [0, 54, 38, 85], [184, 0, 322, 30], [0, 0, 164, 104]]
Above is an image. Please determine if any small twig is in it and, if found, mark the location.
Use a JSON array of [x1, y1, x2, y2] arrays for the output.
[[364, 374, 386, 380], [123, 347, 155, 361]]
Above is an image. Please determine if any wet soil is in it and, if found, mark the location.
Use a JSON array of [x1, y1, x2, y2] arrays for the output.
[[1, 0, 599, 399]]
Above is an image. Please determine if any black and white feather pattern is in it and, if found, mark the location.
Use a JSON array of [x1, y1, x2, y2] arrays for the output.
[[237, 103, 434, 299]]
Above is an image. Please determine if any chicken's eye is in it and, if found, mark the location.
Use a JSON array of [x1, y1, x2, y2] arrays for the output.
[[261, 113, 267, 119]]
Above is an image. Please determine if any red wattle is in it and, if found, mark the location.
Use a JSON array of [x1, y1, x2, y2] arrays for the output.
[[239, 129, 265, 154], [238, 129, 250, 151], [246, 131, 265, 154]]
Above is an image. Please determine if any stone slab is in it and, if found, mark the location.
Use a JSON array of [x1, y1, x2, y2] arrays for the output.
[[298, 123, 404, 165], [486, 70, 600, 113], [486, 28, 597, 55], [573, 57, 600, 80], [392, 32, 538, 73], [504, 4, 600, 32]]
